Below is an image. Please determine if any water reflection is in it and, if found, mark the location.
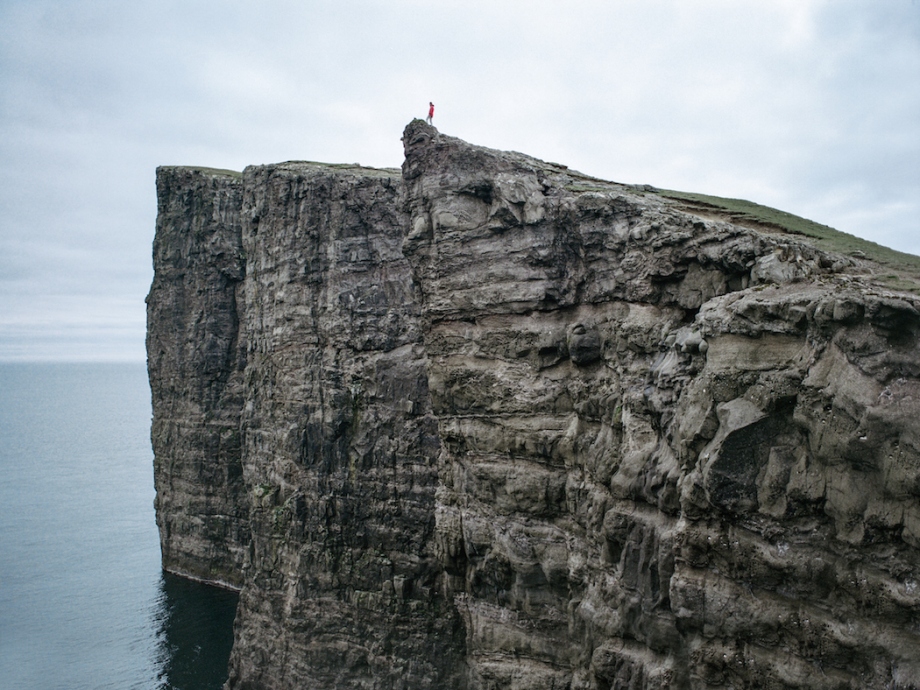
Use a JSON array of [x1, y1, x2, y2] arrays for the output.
[[153, 572, 239, 690]]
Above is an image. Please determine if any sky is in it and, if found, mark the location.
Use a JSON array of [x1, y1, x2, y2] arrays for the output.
[[1, 0, 918, 361]]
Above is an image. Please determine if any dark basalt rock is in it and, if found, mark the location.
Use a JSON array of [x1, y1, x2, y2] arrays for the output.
[[147, 122, 920, 689], [147, 166, 249, 588]]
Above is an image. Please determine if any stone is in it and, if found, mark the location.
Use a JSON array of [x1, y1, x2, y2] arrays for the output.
[[147, 166, 249, 588], [147, 121, 920, 689], [225, 162, 466, 688]]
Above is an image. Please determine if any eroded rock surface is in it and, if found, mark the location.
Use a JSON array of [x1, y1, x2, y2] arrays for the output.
[[148, 123, 920, 689], [147, 166, 249, 587], [224, 162, 467, 689], [401, 120, 920, 689]]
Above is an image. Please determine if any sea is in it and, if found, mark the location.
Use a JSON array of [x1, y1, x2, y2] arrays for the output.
[[0, 363, 238, 690]]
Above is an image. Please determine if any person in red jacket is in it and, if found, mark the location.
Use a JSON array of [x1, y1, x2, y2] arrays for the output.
[[427, 102, 434, 125]]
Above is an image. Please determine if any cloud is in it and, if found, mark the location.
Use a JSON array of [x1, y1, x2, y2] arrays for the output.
[[1, 0, 917, 360]]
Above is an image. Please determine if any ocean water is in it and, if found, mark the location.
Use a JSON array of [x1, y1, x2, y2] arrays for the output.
[[0, 363, 238, 690]]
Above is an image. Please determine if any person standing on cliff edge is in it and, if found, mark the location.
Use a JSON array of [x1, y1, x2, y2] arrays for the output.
[[427, 102, 434, 125]]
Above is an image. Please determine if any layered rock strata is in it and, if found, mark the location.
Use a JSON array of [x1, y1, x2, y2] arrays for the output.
[[147, 166, 249, 587], [148, 122, 920, 689], [224, 162, 467, 688], [400, 121, 920, 689]]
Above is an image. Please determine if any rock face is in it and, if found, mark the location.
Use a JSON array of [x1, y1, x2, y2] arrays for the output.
[[147, 166, 249, 587], [225, 162, 466, 688], [147, 122, 920, 689]]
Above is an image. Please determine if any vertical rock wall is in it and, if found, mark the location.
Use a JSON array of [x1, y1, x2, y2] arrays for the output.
[[400, 121, 920, 689], [223, 163, 466, 689], [148, 124, 920, 689], [147, 167, 249, 587]]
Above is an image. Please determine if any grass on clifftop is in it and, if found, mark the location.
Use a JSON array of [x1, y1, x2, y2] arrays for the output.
[[186, 166, 243, 178], [656, 189, 920, 294]]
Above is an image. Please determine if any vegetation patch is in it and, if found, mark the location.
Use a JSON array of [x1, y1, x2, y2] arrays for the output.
[[186, 166, 243, 178], [656, 189, 920, 294]]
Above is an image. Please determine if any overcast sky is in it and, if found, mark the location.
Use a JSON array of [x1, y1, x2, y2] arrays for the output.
[[1, 0, 918, 361]]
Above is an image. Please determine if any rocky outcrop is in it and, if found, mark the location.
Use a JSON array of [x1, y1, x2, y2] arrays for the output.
[[148, 122, 920, 689], [147, 166, 249, 588], [400, 121, 920, 689], [224, 162, 466, 688]]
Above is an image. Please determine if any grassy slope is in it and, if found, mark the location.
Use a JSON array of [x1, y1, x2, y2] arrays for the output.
[[656, 189, 920, 294], [183, 166, 243, 178]]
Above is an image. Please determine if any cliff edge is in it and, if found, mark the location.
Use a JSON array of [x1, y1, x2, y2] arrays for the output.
[[147, 121, 920, 689]]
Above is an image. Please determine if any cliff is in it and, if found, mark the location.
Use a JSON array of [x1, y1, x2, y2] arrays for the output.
[[147, 121, 920, 689], [147, 166, 249, 588]]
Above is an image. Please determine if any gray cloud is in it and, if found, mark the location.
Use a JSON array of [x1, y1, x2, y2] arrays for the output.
[[1, 0, 917, 360]]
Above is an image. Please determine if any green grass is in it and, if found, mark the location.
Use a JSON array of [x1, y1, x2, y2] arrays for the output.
[[184, 162, 401, 179], [185, 166, 243, 178], [656, 189, 920, 294], [276, 161, 401, 178]]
